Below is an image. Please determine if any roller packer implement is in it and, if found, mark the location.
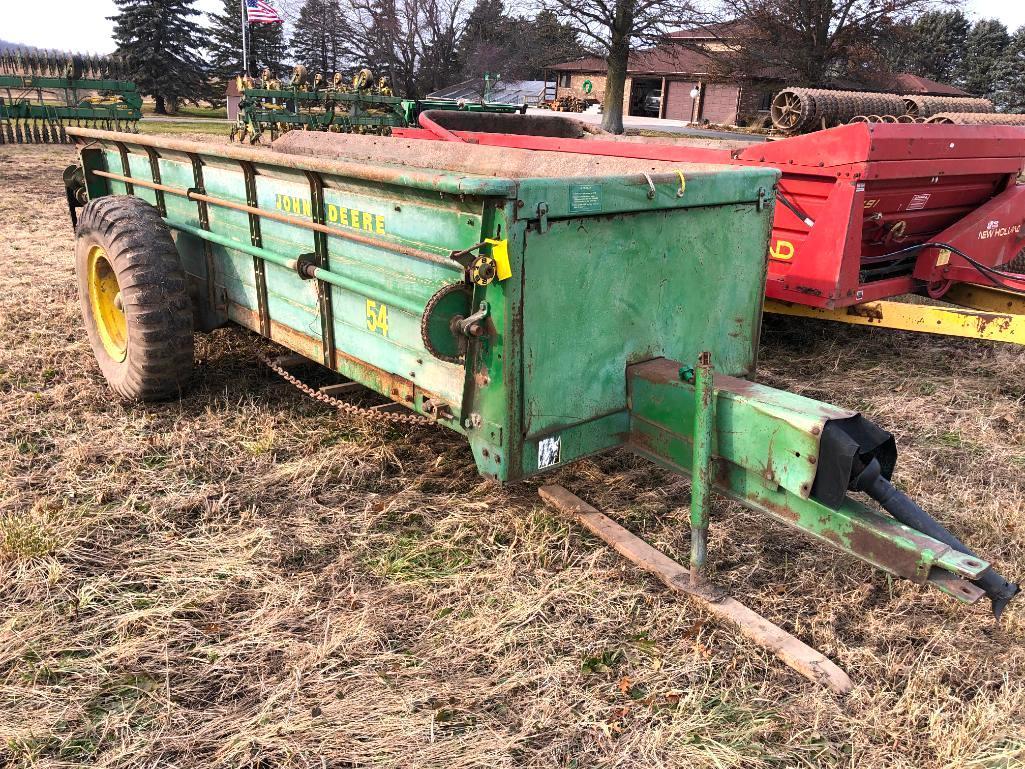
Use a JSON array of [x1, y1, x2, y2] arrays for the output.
[[924, 112, 1025, 127], [392, 113, 1025, 347], [0, 49, 142, 143], [769, 87, 994, 132], [62, 127, 1019, 692]]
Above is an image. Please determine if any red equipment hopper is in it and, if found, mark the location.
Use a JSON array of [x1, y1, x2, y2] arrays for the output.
[[395, 118, 1025, 344]]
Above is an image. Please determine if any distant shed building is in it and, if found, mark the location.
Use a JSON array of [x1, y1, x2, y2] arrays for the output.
[[545, 27, 782, 125], [226, 78, 242, 121], [427, 79, 546, 107]]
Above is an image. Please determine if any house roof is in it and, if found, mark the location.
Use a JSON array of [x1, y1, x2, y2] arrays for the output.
[[549, 56, 607, 73], [667, 21, 750, 40], [890, 73, 968, 96], [550, 43, 966, 96], [549, 47, 720, 77]]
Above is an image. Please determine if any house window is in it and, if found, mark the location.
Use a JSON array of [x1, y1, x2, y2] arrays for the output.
[[558, 73, 571, 88], [758, 91, 773, 111]]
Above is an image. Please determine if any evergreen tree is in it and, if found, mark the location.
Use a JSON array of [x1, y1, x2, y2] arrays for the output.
[[992, 27, 1025, 112], [109, 0, 209, 114], [208, 0, 288, 82], [461, 0, 506, 55], [958, 19, 1010, 99], [457, 0, 510, 79], [457, 4, 583, 82], [351, 0, 419, 97], [899, 10, 969, 84], [525, 10, 584, 76], [290, 0, 349, 75]]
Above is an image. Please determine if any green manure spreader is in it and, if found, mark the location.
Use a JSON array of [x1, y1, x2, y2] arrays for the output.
[[62, 127, 1019, 691]]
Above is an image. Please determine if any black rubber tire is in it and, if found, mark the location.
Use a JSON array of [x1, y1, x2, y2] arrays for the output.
[[75, 196, 194, 401]]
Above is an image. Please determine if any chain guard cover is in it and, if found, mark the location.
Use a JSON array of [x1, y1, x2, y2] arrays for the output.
[[421, 283, 473, 363]]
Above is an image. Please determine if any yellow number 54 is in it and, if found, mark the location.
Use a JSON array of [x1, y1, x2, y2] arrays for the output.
[[366, 299, 389, 336]]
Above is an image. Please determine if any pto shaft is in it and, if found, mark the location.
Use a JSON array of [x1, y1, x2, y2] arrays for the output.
[[852, 459, 1019, 618]]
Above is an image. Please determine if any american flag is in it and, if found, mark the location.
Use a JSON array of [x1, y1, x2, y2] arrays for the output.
[[245, 0, 283, 23]]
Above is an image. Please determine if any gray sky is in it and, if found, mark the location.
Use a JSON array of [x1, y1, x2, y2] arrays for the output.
[[3, 0, 1023, 54]]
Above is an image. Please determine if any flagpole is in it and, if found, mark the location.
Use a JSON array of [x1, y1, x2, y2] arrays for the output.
[[240, 0, 249, 76]]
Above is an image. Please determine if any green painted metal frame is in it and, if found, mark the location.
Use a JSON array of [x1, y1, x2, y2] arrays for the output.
[[627, 357, 989, 603], [234, 84, 525, 141], [71, 128, 779, 476], [0, 74, 142, 123], [687, 353, 714, 584]]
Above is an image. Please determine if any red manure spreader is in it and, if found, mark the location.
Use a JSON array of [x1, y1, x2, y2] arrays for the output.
[[396, 114, 1025, 344]]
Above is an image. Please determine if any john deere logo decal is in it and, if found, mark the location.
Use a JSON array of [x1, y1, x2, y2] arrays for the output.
[[274, 194, 386, 235]]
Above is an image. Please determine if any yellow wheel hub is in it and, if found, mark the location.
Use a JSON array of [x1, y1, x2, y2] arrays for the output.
[[86, 245, 128, 361]]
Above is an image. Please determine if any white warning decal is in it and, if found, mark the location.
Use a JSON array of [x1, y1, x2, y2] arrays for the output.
[[907, 193, 931, 211], [538, 436, 561, 469]]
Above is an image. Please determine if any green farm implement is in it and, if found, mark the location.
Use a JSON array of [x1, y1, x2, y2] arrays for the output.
[[0, 49, 142, 143], [0, 50, 141, 143], [61, 127, 1019, 691], [230, 66, 525, 144]]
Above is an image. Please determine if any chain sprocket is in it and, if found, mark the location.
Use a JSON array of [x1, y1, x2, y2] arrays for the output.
[[258, 352, 432, 426], [420, 283, 473, 364]]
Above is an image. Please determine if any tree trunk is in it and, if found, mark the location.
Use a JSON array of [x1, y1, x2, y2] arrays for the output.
[[155, 94, 167, 115], [601, 1, 634, 134]]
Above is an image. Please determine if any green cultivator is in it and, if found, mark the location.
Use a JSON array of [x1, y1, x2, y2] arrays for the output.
[[230, 66, 525, 144], [0, 49, 142, 143]]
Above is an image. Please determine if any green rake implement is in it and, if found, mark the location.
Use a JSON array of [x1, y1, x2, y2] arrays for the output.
[[0, 49, 142, 144], [230, 66, 525, 144]]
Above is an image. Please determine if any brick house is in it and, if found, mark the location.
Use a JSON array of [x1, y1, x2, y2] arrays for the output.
[[545, 27, 968, 126]]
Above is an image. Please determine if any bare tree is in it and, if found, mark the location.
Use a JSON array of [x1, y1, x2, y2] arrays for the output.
[[342, 0, 466, 97], [542, 0, 695, 133], [685, 0, 943, 89]]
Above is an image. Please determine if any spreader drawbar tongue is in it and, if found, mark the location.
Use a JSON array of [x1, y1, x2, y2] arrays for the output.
[[851, 458, 1019, 619], [624, 356, 1016, 618]]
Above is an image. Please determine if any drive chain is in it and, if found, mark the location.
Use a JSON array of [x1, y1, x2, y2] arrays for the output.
[[258, 352, 433, 426]]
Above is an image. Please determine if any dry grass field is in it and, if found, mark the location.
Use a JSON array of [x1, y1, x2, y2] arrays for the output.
[[1, 137, 1024, 768]]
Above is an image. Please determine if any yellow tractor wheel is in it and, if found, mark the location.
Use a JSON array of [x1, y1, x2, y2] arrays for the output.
[[75, 196, 194, 401]]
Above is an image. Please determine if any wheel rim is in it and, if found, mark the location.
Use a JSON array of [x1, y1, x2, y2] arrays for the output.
[[87, 245, 128, 361], [772, 92, 802, 130]]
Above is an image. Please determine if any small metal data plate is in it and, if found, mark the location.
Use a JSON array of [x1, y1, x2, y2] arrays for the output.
[[568, 184, 603, 214]]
